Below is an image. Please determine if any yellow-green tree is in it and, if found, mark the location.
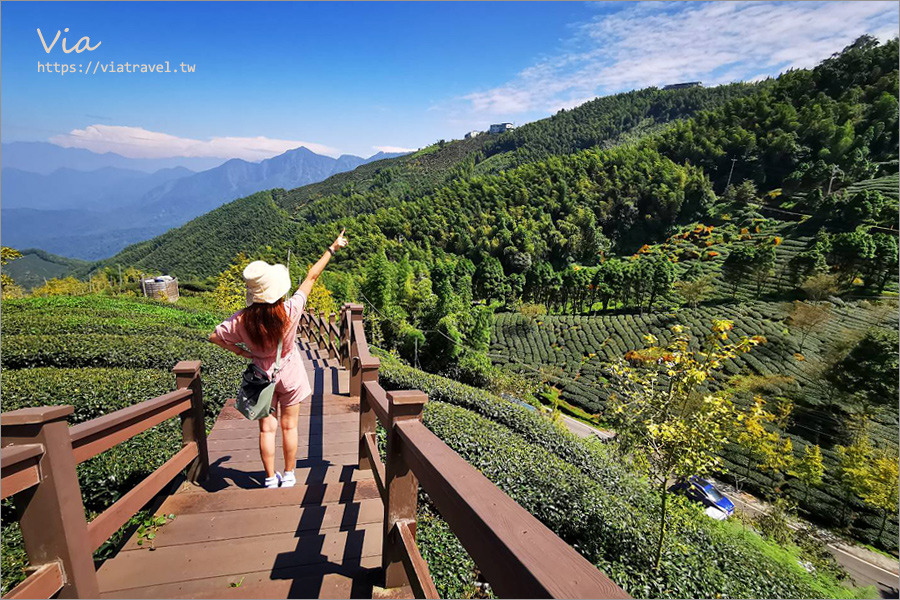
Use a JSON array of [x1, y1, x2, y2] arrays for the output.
[[835, 416, 874, 528], [306, 279, 336, 316], [89, 271, 112, 294], [609, 320, 765, 569], [732, 396, 794, 498], [31, 276, 87, 297], [790, 443, 825, 504], [213, 253, 250, 313], [1, 247, 24, 299], [861, 449, 900, 545]]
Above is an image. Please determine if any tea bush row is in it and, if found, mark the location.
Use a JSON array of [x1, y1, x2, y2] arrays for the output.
[[1, 334, 244, 425]]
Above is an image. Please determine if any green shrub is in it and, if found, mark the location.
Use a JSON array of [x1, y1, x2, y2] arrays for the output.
[[1, 334, 243, 425], [1, 368, 173, 423]]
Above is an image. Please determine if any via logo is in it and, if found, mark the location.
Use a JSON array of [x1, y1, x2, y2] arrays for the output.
[[37, 28, 101, 54]]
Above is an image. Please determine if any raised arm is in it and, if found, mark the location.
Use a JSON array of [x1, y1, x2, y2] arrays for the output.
[[299, 228, 348, 297]]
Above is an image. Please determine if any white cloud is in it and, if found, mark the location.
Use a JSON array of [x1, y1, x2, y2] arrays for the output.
[[50, 124, 340, 160], [461, 1, 899, 116], [372, 145, 418, 154]]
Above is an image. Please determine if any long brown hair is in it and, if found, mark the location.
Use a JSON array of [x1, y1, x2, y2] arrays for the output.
[[242, 302, 288, 352]]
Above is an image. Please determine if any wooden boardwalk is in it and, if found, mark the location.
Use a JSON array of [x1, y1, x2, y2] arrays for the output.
[[96, 340, 404, 599]]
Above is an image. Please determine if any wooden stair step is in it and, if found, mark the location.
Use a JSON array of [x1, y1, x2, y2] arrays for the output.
[[97, 523, 383, 592], [166, 479, 381, 512], [209, 444, 358, 464], [100, 561, 382, 599], [186, 464, 371, 494], [208, 429, 360, 447], [119, 498, 384, 551], [208, 414, 358, 440]]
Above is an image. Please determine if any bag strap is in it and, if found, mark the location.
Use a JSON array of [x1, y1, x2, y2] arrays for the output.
[[272, 338, 284, 376]]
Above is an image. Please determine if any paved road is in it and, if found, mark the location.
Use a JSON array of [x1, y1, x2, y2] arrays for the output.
[[559, 414, 616, 441], [828, 544, 900, 599]]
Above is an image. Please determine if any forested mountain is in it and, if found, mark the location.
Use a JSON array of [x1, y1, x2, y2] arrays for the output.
[[1, 248, 88, 290], [1, 166, 193, 211], [478, 82, 762, 166], [97, 78, 765, 277]]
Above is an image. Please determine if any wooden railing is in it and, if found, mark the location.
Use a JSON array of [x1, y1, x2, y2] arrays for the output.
[[300, 304, 629, 599], [0, 361, 207, 599]]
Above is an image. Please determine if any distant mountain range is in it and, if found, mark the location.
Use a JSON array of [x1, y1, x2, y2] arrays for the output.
[[1, 142, 226, 174], [1, 143, 406, 260]]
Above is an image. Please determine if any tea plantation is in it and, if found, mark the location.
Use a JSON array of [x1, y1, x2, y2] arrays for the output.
[[0, 296, 874, 598], [491, 300, 899, 550], [0, 296, 244, 594]]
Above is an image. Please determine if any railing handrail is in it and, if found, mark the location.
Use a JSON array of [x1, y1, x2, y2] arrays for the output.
[[0, 360, 208, 599], [0, 444, 45, 500], [298, 305, 629, 599], [69, 388, 193, 463], [0, 443, 44, 470], [396, 418, 629, 598]]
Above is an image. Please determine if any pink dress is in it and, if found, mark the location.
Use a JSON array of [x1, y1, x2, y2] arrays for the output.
[[214, 287, 311, 409]]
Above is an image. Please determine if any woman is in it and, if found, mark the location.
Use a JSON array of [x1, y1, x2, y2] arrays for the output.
[[208, 229, 348, 488]]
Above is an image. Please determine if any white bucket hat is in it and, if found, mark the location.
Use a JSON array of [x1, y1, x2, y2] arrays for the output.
[[243, 261, 291, 305]]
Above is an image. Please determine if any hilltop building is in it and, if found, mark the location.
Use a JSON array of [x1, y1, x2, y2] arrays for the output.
[[465, 130, 481, 139], [489, 122, 515, 134], [663, 82, 701, 90]]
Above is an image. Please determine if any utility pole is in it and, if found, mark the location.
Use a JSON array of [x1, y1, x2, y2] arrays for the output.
[[285, 249, 292, 299], [118, 264, 123, 292], [725, 157, 738, 190], [826, 164, 842, 196]]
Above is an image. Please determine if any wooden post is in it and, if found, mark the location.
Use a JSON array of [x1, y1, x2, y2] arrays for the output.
[[173, 361, 209, 484], [1, 406, 100, 599], [340, 303, 355, 369], [346, 303, 363, 372], [318, 311, 327, 350], [383, 390, 427, 588], [328, 313, 337, 359]]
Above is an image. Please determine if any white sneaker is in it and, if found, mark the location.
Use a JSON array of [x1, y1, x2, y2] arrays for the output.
[[264, 473, 282, 488], [281, 471, 296, 488]]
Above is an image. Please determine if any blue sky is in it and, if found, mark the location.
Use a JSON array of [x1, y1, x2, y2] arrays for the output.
[[2, 1, 897, 161]]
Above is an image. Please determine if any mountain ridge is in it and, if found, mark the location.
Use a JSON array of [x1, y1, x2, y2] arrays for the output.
[[2, 145, 407, 259]]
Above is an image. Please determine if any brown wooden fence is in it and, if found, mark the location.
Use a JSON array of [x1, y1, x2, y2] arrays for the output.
[[0, 362, 207, 600], [299, 304, 630, 600]]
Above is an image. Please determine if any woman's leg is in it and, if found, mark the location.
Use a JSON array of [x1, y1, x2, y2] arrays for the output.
[[280, 402, 300, 476], [258, 414, 278, 478]]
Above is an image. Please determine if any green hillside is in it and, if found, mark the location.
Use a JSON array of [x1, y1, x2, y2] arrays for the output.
[[2, 248, 88, 290], [87, 191, 302, 280], [95, 81, 763, 279]]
